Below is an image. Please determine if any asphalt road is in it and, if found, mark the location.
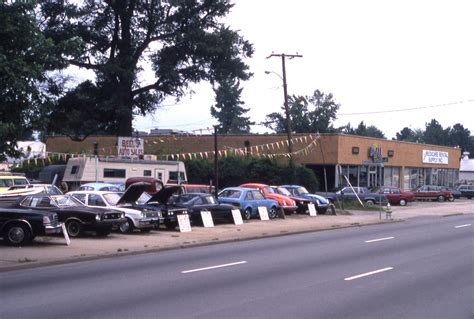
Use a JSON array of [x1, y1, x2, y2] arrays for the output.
[[1, 214, 473, 319]]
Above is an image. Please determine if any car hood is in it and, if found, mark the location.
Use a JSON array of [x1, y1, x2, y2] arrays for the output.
[[146, 186, 181, 205], [117, 182, 150, 205], [266, 193, 293, 202], [303, 193, 329, 204]]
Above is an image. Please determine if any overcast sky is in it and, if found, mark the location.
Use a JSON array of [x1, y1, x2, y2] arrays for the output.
[[134, 0, 474, 139]]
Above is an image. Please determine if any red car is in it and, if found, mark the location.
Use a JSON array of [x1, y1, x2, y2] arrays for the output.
[[411, 185, 454, 202], [240, 183, 298, 214], [373, 186, 415, 206]]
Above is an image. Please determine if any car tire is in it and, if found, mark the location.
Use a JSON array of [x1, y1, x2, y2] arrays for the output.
[[119, 218, 134, 234], [448, 197, 454, 202], [437, 195, 445, 202], [365, 200, 375, 207], [66, 220, 83, 237], [399, 199, 407, 206], [242, 208, 252, 220], [268, 206, 277, 219], [4, 223, 32, 246]]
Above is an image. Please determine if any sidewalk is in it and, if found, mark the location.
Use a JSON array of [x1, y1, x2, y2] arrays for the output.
[[1, 200, 472, 272]]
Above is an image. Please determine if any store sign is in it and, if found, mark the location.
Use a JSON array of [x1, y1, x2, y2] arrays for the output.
[[422, 150, 448, 165], [368, 144, 383, 162], [117, 136, 144, 159]]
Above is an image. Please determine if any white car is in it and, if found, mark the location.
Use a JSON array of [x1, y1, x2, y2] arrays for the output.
[[68, 183, 161, 233]]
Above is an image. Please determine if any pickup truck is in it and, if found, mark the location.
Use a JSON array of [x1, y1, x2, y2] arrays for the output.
[[317, 187, 388, 206]]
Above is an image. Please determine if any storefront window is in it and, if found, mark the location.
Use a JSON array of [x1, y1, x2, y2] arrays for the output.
[[348, 166, 358, 186], [359, 166, 367, 188]]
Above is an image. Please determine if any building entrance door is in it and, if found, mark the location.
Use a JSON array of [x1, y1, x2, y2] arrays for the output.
[[368, 171, 377, 188]]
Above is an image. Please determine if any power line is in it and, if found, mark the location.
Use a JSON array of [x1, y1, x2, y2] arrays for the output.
[[338, 99, 474, 116]]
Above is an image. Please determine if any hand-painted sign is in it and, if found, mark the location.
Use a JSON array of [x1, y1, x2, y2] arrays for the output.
[[422, 150, 448, 164], [308, 203, 317, 216], [200, 210, 214, 228], [231, 209, 244, 225], [117, 136, 144, 159], [368, 144, 383, 162], [257, 206, 269, 221], [177, 214, 192, 232]]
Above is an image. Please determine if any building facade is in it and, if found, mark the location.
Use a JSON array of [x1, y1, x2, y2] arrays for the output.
[[45, 133, 461, 190]]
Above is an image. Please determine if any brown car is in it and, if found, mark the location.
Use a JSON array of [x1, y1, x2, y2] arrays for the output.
[[372, 186, 415, 206]]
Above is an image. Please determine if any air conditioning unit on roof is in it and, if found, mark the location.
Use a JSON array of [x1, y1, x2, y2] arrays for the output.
[[143, 154, 157, 160]]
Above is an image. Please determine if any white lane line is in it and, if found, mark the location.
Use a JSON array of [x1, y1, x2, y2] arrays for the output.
[[344, 267, 393, 281], [455, 224, 472, 229], [365, 236, 395, 243], [181, 261, 247, 274]]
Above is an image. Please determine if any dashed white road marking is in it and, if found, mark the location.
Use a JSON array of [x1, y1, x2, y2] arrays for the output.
[[365, 237, 395, 243], [344, 267, 394, 281], [182, 261, 247, 274], [455, 224, 471, 229]]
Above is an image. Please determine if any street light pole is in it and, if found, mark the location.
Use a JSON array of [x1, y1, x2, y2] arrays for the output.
[[267, 52, 302, 165]]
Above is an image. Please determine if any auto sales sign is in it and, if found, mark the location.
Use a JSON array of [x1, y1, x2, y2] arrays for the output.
[[118, 136, 144, 159], [422, 150, 448, 165]]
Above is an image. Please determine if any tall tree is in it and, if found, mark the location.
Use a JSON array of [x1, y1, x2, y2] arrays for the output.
[[423, 119, 447, 145], [396, 127, 416, 141], [0, 3, 62, 161], [264, 89, 339, 133], [340, 121, 385, 138], [210, 79, 254, 134], [39, 0, 253, 137]]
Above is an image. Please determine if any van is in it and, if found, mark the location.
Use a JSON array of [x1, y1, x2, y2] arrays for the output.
[[0, 175, 30, 193]]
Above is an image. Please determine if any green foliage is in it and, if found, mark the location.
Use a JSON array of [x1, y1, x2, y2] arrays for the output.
[[211, 79, 254, 133], [186, 156, 319, 190], [265, 89, 340, 133], [340, 121, 386, 139], [39, 0, 254, 136]]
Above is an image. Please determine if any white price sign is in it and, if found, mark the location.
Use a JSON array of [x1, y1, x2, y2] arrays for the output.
[[257, 206, 270, 221], [61, 223, 71, 246], [232, 209, 244, 225], [177, 214, 192, 232], [308, 203, 317, 216], [200, 210, 214, 228]]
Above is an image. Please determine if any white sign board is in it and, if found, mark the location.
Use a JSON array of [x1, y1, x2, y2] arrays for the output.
[[257, 206, 270, 221], [61, 223, 71, 246], [177, 214, 192, 232], [422, 150, 448, 165], [231, 209, 244, 225], [200, 210, 214, 228], [308, 203, 317, 217], [117, 136, 144, 159]]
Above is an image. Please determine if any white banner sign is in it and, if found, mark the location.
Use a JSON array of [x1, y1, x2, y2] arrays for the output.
[[61, 223, 71, 246], [118, 136, 144, 159], [422, 150, 448, 165], [308, 203, 317, 217], [200, 210, 214, 228], [177, 214, 192, 232], [232, 209, 244, 225], [257, 206, 269, 221]]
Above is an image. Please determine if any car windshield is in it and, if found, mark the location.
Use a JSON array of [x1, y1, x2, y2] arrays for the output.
[[263, 187, 275, 194], [296, 187, 309, 195], [103, 192, 122, 206], [277, 187, 292, 196], [204, 195, 217, 204], [51, 195, 84, 207]]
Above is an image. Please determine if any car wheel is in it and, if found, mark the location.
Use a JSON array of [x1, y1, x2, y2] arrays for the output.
[[437, 195, 445, 202], [365, 200, 375, 207], [448, 197, 454, 202], [242, 208, 252, 220], [5, 223, 32, 246], [399, 199, 407, 206], [66, 220, 83, 237], [268, 206, 278, 219], [119, 218, 134, 234]]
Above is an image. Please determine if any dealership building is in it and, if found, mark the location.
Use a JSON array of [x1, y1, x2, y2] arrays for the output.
[[45, 133, 461, 190]]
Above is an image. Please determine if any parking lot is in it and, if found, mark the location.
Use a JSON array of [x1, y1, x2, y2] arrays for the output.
[[1, 199, 472, 272]]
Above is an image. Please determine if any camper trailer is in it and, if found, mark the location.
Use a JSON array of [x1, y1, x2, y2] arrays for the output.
[[63, 157, 187, 190]]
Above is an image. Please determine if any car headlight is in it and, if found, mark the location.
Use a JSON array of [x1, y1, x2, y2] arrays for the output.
[[43, 216, 52, 224], [121, 213, 125, 218], [96, 214, 102, 221], [141, 211, 146, 218]]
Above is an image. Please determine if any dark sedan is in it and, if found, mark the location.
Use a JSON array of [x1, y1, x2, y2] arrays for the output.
[[13, 194, 125, 237], [168, 193, 235, 225]]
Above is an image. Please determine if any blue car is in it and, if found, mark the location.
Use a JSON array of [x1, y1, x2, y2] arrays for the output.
[[218, 187, 279, 220], [280, 185, 330, 214]]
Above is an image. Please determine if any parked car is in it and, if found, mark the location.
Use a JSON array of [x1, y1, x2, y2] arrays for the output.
[[411, 185, 454, 202], [0, 207, 62, 246], [168, 193, 235, 225], [13, 194, 124, 237], [334, 187, 388, 206], [456, 184, 474, 199], [270, 186, 312, 214], [280, 185, 330, 213], [68, 183, 161, 234], [77, 182, 122, 192], [240, 183, 297, 214], [0, 174, 29, 193], [371, 186, 415, 206], [218, 187, 279, 220], [440, 186, 461, 200], [125, 177, 164, 195]]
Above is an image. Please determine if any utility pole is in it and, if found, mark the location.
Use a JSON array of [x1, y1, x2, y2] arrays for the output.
[[267, 52, 302, 166], [213, 125, 219, 198]]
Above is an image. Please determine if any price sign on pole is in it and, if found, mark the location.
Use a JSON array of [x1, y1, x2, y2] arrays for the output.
[[308, 203, 317, 216], [177, 214, 192, 232], [200, 210, 214, 228], [257, 206, 270, 221], [232, 209, 244, 225]]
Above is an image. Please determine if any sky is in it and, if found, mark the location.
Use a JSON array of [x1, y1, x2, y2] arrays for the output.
[[133, 0, 474, 139]]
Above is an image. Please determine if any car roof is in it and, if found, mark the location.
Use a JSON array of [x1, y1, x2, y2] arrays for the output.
[[221, 187, 258, 191]]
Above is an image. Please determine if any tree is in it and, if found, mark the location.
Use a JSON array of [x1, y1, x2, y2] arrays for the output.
[[423, 119, 447, 145], [446, 124, 471, 151], [210, 79, 254, 134], [0, 3, 63, 161], [264, 89, 339, 133], [39, 0, 253, 137], [340, 121, 385, 138], [396, 127, 416, 141]]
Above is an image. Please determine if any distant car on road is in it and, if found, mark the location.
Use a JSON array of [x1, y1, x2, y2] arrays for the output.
[[411, 185, 454, 202], [0, 207, 62, 246], [218, 187, 279, 220], [456, 184, 474, 199], [371, 186, 415, 206]]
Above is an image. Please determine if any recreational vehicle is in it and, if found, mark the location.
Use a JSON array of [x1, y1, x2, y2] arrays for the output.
[[62, 157, 187, 190]]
